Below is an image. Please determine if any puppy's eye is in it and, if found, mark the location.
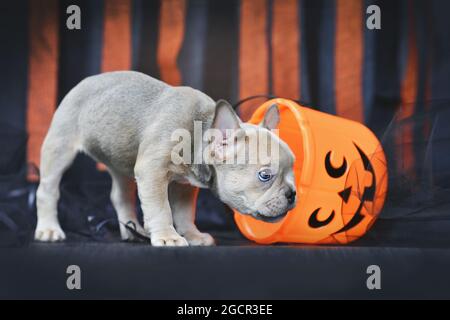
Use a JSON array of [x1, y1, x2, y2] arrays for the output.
[[258, 168, 273, 182]]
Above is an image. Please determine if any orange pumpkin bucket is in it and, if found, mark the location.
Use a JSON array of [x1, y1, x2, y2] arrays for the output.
[[234, 99, 388, 244]]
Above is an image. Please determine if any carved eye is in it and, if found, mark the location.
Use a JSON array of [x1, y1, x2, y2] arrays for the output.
[[325, 151, 347, 178], [308, 208, 335, 228], [258, 168, 273, 182]]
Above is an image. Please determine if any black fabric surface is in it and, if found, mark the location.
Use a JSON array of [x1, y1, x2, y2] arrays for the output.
[[1, 228, 450, 299], [1, 212, 450, 299]]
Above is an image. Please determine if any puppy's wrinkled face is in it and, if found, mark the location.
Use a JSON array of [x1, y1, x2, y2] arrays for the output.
[[209, 101, 296, 223]]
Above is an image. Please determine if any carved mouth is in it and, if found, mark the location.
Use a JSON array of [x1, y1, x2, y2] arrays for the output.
[[251, 210, 288, 223]]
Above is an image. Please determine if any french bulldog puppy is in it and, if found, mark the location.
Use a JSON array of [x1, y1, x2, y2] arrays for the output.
[[34, 71, 296, 246]]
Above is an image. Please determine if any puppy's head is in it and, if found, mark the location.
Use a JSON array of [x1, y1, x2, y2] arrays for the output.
[[207, 100, 296, 223]]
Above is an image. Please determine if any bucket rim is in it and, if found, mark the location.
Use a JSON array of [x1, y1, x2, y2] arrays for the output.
[[234, 98, 314, 243]]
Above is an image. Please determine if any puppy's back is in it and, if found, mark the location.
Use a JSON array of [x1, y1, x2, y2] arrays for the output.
[[46, 71, 215, 174]]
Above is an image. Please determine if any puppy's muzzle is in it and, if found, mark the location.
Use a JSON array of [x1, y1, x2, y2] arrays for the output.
[[250, 188, 297, 223], [285, 189, 296, 205]]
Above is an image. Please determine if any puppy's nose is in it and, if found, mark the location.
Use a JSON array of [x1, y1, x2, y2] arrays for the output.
[[285, 189, 296, 205]]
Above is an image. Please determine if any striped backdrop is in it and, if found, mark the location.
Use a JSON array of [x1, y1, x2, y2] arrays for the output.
[[1, 0, 449, 211]]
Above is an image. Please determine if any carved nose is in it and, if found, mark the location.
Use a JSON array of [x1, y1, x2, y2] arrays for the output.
[[285, 189, 296, 205]]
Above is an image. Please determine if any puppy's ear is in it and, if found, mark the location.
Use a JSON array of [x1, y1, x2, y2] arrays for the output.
[[208, 100, 242, 163], [212, 100, 241, 136], [261, 104, 280, 130]]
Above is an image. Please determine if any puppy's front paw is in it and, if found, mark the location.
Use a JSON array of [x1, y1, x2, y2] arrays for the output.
[[35, 224, 66, 242], [151, 227, 188, 246], [183, 231, 215, 246]]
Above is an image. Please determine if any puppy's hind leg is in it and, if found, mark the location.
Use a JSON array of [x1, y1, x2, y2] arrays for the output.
[[35, 132, 77, 242], [170, 183, 215, 246], [109, 169, 145, 241]]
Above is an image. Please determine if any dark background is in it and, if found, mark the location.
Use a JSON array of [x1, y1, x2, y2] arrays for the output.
[[1, 0, 450, 299]]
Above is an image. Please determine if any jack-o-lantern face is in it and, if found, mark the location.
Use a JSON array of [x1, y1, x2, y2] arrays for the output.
[[234, 99, 388, 245], [308, 143, 377, 236]]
